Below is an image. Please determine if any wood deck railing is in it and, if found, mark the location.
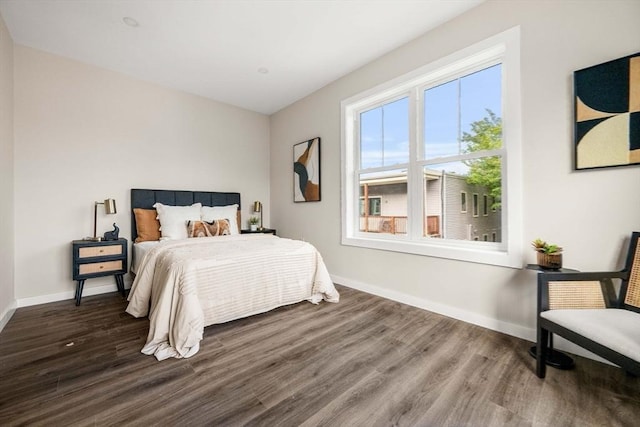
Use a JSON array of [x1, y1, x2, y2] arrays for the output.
[[359, 215, 440, 236]]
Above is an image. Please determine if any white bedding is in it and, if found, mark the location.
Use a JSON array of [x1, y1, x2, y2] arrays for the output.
[[131, 240, 158, 274], [126, 234, 339, 360]]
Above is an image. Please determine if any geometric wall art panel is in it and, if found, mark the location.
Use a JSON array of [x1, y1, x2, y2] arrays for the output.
[[574, 52, 640, 170], [293, 137, 321, 202]]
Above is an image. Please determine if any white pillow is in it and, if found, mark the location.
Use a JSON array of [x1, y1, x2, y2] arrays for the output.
[[201, 204, 239, 235], [153, 202, 202, 240]]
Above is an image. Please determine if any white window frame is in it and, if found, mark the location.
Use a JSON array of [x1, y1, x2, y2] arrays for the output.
[[340, 27, 522, 268], [460, 191, 467, 213], [483, 194, 489, 216]]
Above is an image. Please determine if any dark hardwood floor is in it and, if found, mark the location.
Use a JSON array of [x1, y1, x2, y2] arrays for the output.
[[1, 284, 638, 426]]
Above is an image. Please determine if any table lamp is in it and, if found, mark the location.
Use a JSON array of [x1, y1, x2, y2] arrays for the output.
[[253, 201, 263, 231], [89, 198, 117, 241]]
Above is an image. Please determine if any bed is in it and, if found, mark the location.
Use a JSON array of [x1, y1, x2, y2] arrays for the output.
[[126, 189, 339, 360]]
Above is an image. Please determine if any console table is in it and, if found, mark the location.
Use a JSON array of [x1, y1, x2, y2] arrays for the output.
[[527, 264, 577, 369]]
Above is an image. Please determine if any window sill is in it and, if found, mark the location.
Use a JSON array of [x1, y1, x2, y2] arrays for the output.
[[341, 235, 522, 268]]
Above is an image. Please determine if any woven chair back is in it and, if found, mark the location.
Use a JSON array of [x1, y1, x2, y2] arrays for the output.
[[548, 281, 606, 309], [624, 239, 640, 309]]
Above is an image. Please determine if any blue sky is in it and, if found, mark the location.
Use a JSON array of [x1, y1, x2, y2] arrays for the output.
[[360, 64, 502, 171]]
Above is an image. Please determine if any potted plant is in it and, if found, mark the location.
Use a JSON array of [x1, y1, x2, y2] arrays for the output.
[[249, 216, 259, 231], [531, 238, 563, 269]]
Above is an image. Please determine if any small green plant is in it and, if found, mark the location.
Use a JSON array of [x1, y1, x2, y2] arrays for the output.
[[531, 238, 562, 254], [249, 216, 259, 225]]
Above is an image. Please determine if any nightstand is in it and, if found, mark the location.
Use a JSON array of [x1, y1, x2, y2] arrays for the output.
[[241, 228, 276, 236], [72, 238, 128, 305]]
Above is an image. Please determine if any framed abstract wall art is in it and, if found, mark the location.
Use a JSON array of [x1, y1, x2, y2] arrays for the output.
[[574, 52, 640, 170], [293, 137, 321, 202]]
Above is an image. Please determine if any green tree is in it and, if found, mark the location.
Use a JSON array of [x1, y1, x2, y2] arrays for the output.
[[462, 109, 502, 209]]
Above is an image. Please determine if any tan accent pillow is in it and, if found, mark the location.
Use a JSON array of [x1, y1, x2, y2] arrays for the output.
[[133, 208, 161, 243], [187, 220, 231, 238], [208, 219, 231, 236]]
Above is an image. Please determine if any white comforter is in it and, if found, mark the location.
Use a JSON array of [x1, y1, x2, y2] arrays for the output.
[[126, 234, 339, 360]]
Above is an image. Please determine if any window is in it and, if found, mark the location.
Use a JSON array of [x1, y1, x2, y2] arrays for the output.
[[360, 197, 381, 216], [341, 27, 522, 267], [472, 194, 479, 218]]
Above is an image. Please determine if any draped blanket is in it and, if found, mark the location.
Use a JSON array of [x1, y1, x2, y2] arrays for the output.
[[126, 234, 339, 360]]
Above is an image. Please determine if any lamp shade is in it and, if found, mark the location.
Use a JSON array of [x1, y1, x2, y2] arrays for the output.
[[104, 198, 117, 214]]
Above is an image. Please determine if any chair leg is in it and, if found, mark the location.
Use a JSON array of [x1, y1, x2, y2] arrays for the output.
[[536, 325, 548, 378]]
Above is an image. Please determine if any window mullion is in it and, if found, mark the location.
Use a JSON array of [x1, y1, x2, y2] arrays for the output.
[[418, 148, 504, 167], [457, 77, 462, 155], [353, 113, 361, 235], [408, 88, 422, 240]]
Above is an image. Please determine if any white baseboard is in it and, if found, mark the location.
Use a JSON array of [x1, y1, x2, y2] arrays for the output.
[[0, 300, 17, 333], [16, 278, 132, 308], [331, 274, 612, 365], [331, 274, 534, 341]]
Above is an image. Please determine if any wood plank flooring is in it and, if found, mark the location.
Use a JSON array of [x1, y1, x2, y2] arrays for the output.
[[1, 285, 639, 426]]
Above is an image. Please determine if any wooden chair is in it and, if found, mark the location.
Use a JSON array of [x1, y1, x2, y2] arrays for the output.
[[536, 231, 640, 378]]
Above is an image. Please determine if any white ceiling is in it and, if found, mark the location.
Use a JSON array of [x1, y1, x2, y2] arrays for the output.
[[0, 0, 483, 115]]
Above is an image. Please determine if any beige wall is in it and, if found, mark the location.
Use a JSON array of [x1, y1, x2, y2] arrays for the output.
[[13, 46, 270, 301], [269, 0, 640, 346], [0, 14, 15, 327]]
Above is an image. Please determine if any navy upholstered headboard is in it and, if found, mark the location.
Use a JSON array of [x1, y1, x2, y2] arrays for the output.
[[130, 189, 241, 241]]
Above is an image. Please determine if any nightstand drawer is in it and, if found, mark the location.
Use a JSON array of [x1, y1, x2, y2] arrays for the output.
[[78, 245, 123, 258], [78, 260, 123, 275]]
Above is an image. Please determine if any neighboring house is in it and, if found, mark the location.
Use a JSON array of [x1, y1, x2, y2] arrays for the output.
[[437, 172, 501, 242], [360, 173, 409, 234], [360, 169, 501, 242]]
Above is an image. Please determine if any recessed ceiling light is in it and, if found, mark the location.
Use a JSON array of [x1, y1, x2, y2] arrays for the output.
[[257, 67, 269, 74], [122, 17, 139, 27]]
